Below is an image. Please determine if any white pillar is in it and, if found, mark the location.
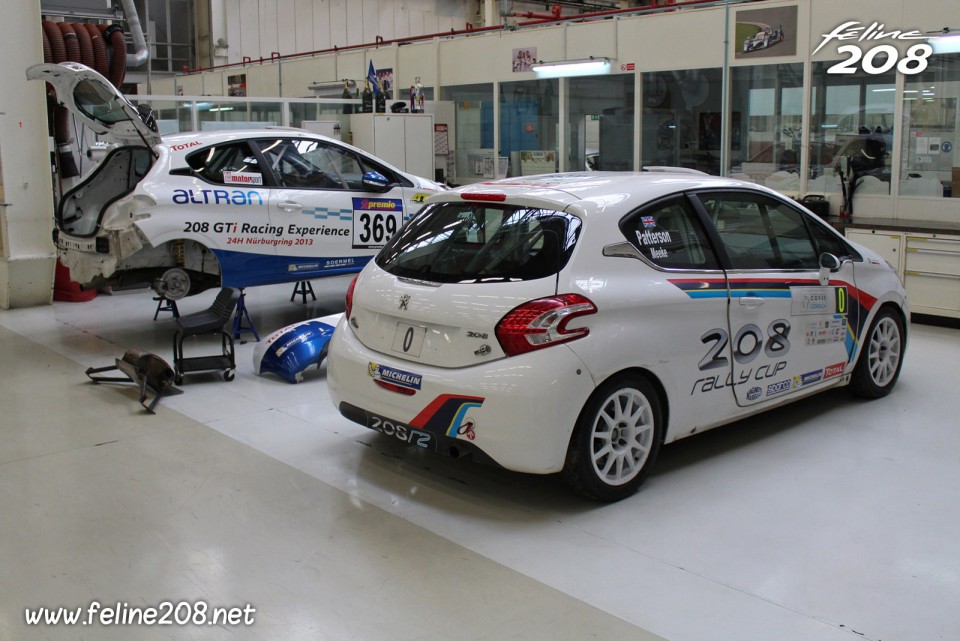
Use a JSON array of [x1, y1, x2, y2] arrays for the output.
[[0, 0, 56, 309]]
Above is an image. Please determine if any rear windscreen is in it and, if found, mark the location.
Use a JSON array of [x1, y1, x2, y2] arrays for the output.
[[376, 203, 581, 284]]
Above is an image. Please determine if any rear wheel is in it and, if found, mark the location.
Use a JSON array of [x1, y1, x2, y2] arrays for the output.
[[849, 307, 904, 399], [563, 374, 663, 502]]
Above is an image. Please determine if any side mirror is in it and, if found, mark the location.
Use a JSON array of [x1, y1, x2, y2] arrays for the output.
[[818, 252, 842, 286], [362, 170, 391, 192]]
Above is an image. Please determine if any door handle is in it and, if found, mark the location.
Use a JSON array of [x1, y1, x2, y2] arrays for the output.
[[278, 201, 303, 212], [738, 296, 765, 307]]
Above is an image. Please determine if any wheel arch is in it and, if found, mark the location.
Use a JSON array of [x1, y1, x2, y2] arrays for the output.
[[855, 298, 909, 363], [579, 366, 671, 445]]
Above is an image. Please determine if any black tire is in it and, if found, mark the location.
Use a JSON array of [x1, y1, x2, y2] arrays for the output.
[[563, 374, 664, 502], [223, 369, 235, 382], [849, 306, 905, 399]]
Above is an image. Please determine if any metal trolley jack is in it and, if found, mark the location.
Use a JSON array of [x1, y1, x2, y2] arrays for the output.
[[86, 349, 181, 413]]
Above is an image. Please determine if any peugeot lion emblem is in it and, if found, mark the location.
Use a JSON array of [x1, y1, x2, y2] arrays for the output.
[[398, 294, 411, 311]]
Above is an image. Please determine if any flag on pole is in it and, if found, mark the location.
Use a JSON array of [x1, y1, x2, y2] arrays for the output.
[[367, 60, 380, 95]]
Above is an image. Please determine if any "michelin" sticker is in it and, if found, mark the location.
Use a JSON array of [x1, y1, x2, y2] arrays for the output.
[[368, 362, 423, 391]]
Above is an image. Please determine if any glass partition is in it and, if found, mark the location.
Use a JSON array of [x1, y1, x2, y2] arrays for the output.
[[197, 101, 283, 131], [809, 62, 895, 196], [567, 74, 635, 171], [500, 79, 559, 179], [729, 64, 804, 192], [642, 68, 723, 175], [441, 83, 494, 184], [900, 53, 960, 198], [133, 96, 360, 135]]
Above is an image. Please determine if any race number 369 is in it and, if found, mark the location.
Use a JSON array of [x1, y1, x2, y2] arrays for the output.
[[828, 43, 932, 75]]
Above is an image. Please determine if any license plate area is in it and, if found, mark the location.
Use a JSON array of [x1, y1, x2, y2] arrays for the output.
[[366, 412, 434, 450], [58, 237, 97, 252], [391, 322, 426, 357]]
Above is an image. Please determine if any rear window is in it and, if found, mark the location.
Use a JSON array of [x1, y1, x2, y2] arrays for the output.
[[376, 203, 582, 284]]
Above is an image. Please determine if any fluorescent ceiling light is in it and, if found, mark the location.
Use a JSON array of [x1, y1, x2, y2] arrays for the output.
[[532, 57, 611, 78], [929, 33, 960, 54], [209, 106, 234, 112]]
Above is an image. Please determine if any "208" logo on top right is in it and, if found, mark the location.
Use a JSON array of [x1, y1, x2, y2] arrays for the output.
[[815, 21, 933, 75]]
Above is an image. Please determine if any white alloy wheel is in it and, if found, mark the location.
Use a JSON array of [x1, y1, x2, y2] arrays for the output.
[[564, 375, 663, 502], [850, 307, 905, 399], [867, 316, 902, 388], [590, 388, 655, 486]]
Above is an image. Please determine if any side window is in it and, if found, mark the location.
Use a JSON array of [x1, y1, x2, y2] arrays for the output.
[[807, 218, 858, 260], [256, 139, 366, 190], [698, 192, 818, 270], [259, 139, 338, 189], [310, 144, 368, 189], [185, 142, 263, 186], [621, 196, 719, 270]]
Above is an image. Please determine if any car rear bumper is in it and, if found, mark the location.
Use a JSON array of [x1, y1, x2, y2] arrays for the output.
[[327, 318, 597, 474]]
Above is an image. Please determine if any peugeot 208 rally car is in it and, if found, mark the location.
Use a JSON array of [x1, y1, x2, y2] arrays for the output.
[[326, 171, 907, 501]]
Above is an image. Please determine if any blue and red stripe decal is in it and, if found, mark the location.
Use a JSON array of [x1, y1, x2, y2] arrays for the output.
[[669, 277, 878, 359], [410, 394, 485, 437]]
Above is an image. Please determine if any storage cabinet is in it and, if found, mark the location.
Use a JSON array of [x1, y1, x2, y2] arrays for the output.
[[845, 229, 903, 274], [904, 236, 960, 318], [846, 227, 960, 319], [349, 113, 434, 180]]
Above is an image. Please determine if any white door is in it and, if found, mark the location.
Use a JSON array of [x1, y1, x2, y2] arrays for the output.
[[694, 191, 855, 407]]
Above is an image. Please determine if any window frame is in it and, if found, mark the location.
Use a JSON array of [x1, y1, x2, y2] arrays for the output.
[[180, 140, 272, 187], [689, 188, 860, 271], [617, 192, 724, 272]]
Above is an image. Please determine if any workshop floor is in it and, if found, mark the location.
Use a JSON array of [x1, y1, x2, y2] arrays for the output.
[[1, 278, 957, 641]]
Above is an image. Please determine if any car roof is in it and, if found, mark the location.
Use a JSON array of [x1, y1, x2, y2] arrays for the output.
[[436, 171, 778, 211], [160, 127, 327, 147], [156, 127, 410, 176]]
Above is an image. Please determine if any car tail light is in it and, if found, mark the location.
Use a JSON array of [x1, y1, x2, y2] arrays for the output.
[[495, 294, 597, 357], [460, 192, 507, 202], [345, 275, 358, 319]]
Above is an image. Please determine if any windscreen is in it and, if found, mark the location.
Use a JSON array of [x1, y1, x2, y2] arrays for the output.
[[376, 202, 582, 284]]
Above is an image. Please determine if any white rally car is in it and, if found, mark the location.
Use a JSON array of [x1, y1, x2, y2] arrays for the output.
[[326, 171, 908, 501], [27, 62, 444, 299]]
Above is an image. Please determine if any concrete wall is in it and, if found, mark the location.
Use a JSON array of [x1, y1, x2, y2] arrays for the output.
[[0, 1, 55, 309]]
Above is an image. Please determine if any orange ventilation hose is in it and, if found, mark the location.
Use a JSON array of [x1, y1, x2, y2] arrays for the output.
[[84, 23, 108, 74]]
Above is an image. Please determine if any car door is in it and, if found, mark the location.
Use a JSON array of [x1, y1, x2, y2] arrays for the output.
[[254, 137, 409, 278], [693, 191, 856, 407]]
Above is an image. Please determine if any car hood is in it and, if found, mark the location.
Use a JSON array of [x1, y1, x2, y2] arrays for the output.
[[26, 62, 161, 149]]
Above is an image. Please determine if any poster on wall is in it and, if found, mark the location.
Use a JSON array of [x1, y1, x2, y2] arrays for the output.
[[376, 68, 394, 98], [227, 74, 247, 97], [513, 47, 536, 72], [734, 5, 797, 59]]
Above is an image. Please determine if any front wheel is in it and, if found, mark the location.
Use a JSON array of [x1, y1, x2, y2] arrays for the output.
[[563, 374, 663, 502], [849, 307, 905, 399]]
